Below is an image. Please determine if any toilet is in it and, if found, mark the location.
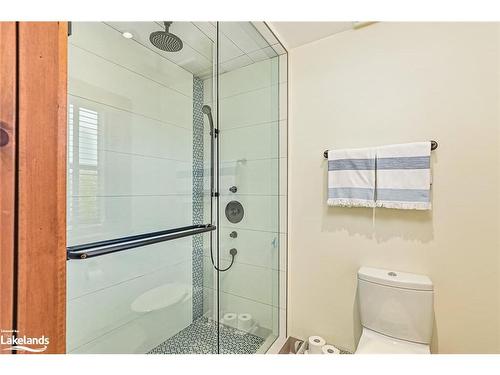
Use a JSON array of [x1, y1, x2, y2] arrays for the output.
[[356, 267, 434, 354]]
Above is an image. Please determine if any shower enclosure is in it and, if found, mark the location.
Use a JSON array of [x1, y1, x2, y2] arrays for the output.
[[66, 22, 287, 354]]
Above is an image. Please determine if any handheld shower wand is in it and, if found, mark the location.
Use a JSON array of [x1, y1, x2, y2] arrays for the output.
[[202, 105, 236, 272], [202, 105, 214, 135]]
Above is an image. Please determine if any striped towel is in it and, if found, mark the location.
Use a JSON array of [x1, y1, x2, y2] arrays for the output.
[[375, 142, 432, 210], [327, 147, 376, 207]]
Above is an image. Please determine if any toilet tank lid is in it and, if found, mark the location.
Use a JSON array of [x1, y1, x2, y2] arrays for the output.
[[358, 267, 433, 291]]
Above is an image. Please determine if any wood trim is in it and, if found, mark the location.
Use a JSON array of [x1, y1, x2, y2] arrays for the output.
[[0, 22, 16, 353], [16, 22, 67, 354]]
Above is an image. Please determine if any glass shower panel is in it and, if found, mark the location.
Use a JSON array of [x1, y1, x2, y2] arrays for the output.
[[66, 22, 218, 353], [216, 22, 283, 353]]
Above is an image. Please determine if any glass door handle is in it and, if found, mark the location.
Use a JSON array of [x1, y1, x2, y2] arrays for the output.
[[67, 224, 216, 260]]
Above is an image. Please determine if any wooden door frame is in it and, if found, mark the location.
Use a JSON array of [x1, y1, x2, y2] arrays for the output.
[[0, 22, 68, 354], [0, 22, 17, 354], [16, 21, 68, 354]]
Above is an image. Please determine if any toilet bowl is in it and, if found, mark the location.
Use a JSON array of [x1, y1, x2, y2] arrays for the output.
[[355, 267, 434, 354], [356, 328, 430, 354]]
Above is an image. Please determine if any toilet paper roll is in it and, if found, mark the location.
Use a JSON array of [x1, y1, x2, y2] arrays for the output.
[[237, 313, 253, 332], [294, 340, 303, 354], [222, 312, 237, 328], [322, 345, 340, 355], [308, 336, 326, 354]]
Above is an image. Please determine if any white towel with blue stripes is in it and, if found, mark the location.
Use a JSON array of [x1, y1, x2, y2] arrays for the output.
[[375, 142, 432, 210], [327, 147, 376, 208]]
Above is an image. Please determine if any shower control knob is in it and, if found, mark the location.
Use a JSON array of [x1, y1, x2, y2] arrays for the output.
[[229, 231, 238, 238], [229, 186, 237, 193]]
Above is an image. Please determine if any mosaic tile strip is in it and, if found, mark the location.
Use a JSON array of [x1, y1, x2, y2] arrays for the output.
[[192, 77, 205, 321], [148, 317, 265, 354]]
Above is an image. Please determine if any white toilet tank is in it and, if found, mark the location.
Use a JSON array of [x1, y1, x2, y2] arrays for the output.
[[358, 267, 434, 344]]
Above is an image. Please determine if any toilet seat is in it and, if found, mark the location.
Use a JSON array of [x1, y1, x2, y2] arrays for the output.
[[355, 328, 430, 354]]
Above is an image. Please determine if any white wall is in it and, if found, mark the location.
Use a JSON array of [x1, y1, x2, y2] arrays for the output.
[[66, 22, 194, 353], [202, 57, 288, 339], [288, 22, 500, 353]]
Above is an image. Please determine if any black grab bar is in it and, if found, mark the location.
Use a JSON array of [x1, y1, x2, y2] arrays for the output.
[[67, 224, 216, 260]]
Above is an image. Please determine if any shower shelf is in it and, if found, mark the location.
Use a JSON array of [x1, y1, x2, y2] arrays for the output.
[[66, 224, 216, 260]]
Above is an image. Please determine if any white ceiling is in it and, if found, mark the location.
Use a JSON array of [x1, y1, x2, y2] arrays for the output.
[[268, 22, 355, 49], [105, 22, 282, 79]]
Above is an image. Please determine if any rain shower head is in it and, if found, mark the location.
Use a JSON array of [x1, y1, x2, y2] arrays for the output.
[[149, 22, 183, 52]]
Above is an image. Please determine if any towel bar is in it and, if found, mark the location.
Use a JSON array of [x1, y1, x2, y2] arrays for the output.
[[323, 140, 438, 159]]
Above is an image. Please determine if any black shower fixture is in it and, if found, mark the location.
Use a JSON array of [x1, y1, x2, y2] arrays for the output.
[[150, 22, 183, 52]]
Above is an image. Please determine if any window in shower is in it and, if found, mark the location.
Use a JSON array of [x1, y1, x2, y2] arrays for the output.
[[67, 103, 103, 228]]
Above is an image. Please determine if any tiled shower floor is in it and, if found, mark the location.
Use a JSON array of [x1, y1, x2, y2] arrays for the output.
[[148, 317, 265, 354]]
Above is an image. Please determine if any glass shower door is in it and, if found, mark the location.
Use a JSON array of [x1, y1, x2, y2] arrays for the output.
[[215, 22, 286, 354], [66, 21, 219, 354]]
